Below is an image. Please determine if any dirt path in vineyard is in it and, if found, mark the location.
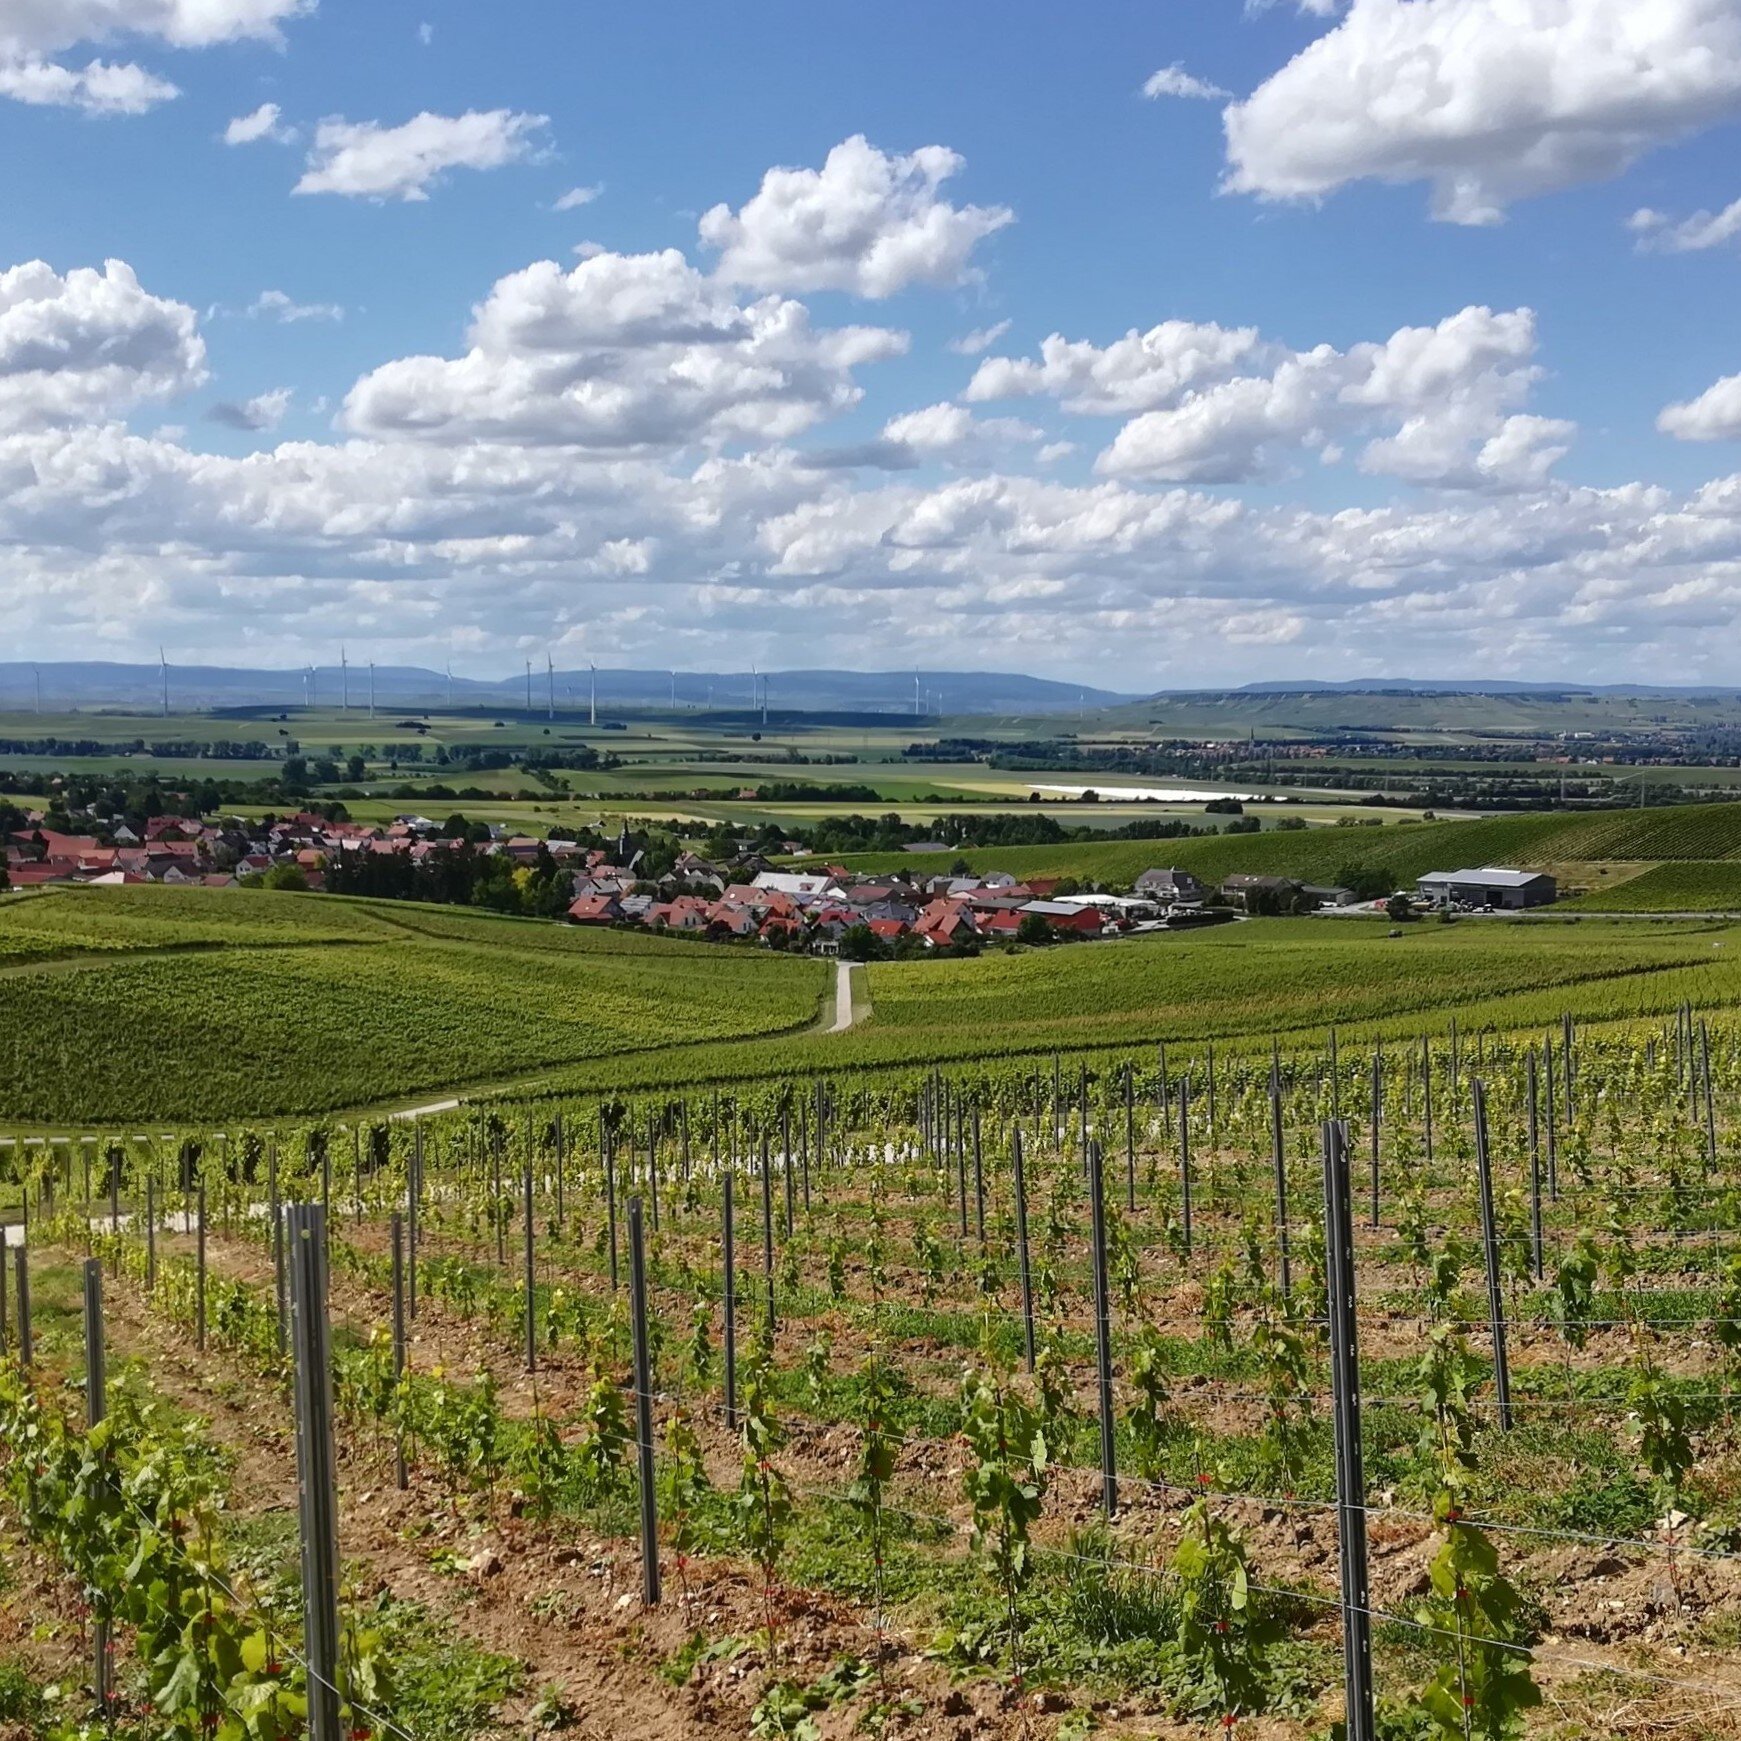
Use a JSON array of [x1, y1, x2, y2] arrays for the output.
[[93, 1278, 1071, 1741]]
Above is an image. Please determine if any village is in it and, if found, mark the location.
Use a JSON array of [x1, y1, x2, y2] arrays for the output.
[[1, 803, 1557, 952]]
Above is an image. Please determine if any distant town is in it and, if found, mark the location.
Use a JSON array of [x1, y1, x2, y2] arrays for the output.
[[1, 802, 1557, 954]]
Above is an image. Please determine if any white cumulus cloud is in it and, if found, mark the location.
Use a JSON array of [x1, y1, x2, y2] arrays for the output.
[[248, 289, 342, 323], [1630, 198, 1741, 252], [1142, 63, 1230, 100], [552, 183, 602, 211], [1224, 0, 1741, 224], [966, 320, 1268, 417], [0, 0, 309, 114], [699, 135, 1013, 298], [0, 55, 176, 112], [0, 257, 206, 431], [342, 247, 907, 450], [224, 100, 293, 145], [0, 0, 310, 55], [1082, 305, 1564, 488], [294, 109, 550, 202], [1660, 373, 1741, 440], [948, 320, 1011, 356], [206, 386, 291, 430]]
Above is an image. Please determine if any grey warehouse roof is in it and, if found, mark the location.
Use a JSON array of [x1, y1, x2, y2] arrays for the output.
[[1417, 866, 1550, 887]]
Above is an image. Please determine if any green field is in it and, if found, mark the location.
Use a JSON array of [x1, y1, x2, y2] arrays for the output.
[[813, 800, 1741, 888], [10, 854, 1741, 1124], [1560, 860, 1741, 911], [530, 913, 1741, 1092], [0, 888, 825, 1122]]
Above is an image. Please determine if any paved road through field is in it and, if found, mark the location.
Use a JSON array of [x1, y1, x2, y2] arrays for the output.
[[829, 959, 860, 1032]]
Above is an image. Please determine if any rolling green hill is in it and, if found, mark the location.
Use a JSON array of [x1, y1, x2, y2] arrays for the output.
[[812, 801, 1741, 889], [0, 887, 825, 1122], [1560, 862, 1741, 912]]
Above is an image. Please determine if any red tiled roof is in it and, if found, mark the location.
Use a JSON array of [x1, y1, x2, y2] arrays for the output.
[[567, 893, 620, 922]]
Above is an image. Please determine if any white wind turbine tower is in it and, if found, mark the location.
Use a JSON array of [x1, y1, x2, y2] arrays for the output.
[[525, 658, 533, 713], [547, 652, 555, 721], [159, 647, 169, 718], [340, 645, 349, 710], [670, 669, 677, 709], [750, 661, 758, 712], [368, 660, 376, 719], [588, 660, 597, 726], [445, 661, 453, 710], [913, 672, 921, 720], [761, 671, 770, 727], [33, 665, 41, 715]]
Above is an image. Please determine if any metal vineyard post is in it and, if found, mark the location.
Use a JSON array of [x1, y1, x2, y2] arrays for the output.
[[1322, 1120, 1375, 1741]]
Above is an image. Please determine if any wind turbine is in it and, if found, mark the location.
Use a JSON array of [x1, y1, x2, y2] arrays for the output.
[[368, 660, 376, 719], [761, 671, 769, 727], [750, 661, 758, 713], [670, 669, 677, 709], [159, 647, 169, 718], [445, 661, 454, 710], [525, 658, 533, 713], [547, 652, 555, 721], [32, 665, 40, 715], [340, 645, 349, 710], [913, 672, 921, 721], [589, 660, 597, 727]]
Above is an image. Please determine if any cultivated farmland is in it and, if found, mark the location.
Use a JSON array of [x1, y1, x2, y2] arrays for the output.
[[7, 1018, 1741, 1740], [0, 889, 826, 1121]]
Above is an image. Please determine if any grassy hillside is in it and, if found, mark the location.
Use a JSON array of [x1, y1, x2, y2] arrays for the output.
[[7, 873, 1740, 1123], [528, 915, 1741, 1093], [0, 887, 825, 1122], [814, 801, 1741, 889], [1560, 862, 1741, 912]]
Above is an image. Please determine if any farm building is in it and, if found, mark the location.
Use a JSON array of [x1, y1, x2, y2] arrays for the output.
[[1134, 867, 1205, 903], [1220, 873, 1300, 911], [1416, 866, 1556, 909], [1020, 900, 1106, 936]]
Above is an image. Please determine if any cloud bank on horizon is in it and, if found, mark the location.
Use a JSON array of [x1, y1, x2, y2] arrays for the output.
[[6, 0, 1741, 687]]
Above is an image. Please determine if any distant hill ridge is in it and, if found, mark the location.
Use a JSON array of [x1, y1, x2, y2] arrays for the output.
[[0, 662, 1134, 715]]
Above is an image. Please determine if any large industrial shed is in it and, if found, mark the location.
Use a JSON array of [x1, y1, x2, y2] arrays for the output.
[[1416, 866, 1557, 909]]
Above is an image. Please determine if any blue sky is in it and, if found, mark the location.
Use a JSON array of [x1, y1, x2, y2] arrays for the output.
[[5, 0, 1741, 687]]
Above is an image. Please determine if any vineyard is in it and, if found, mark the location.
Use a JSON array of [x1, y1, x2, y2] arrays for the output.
[[5, 1012, 1741, 1739], [7, 886, 1741, 1117], [818, 800, 1741, 889], [523, 916, 1741, 1096], [1563, 864, 1741, 913], [0, 890, 827, 1121]]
